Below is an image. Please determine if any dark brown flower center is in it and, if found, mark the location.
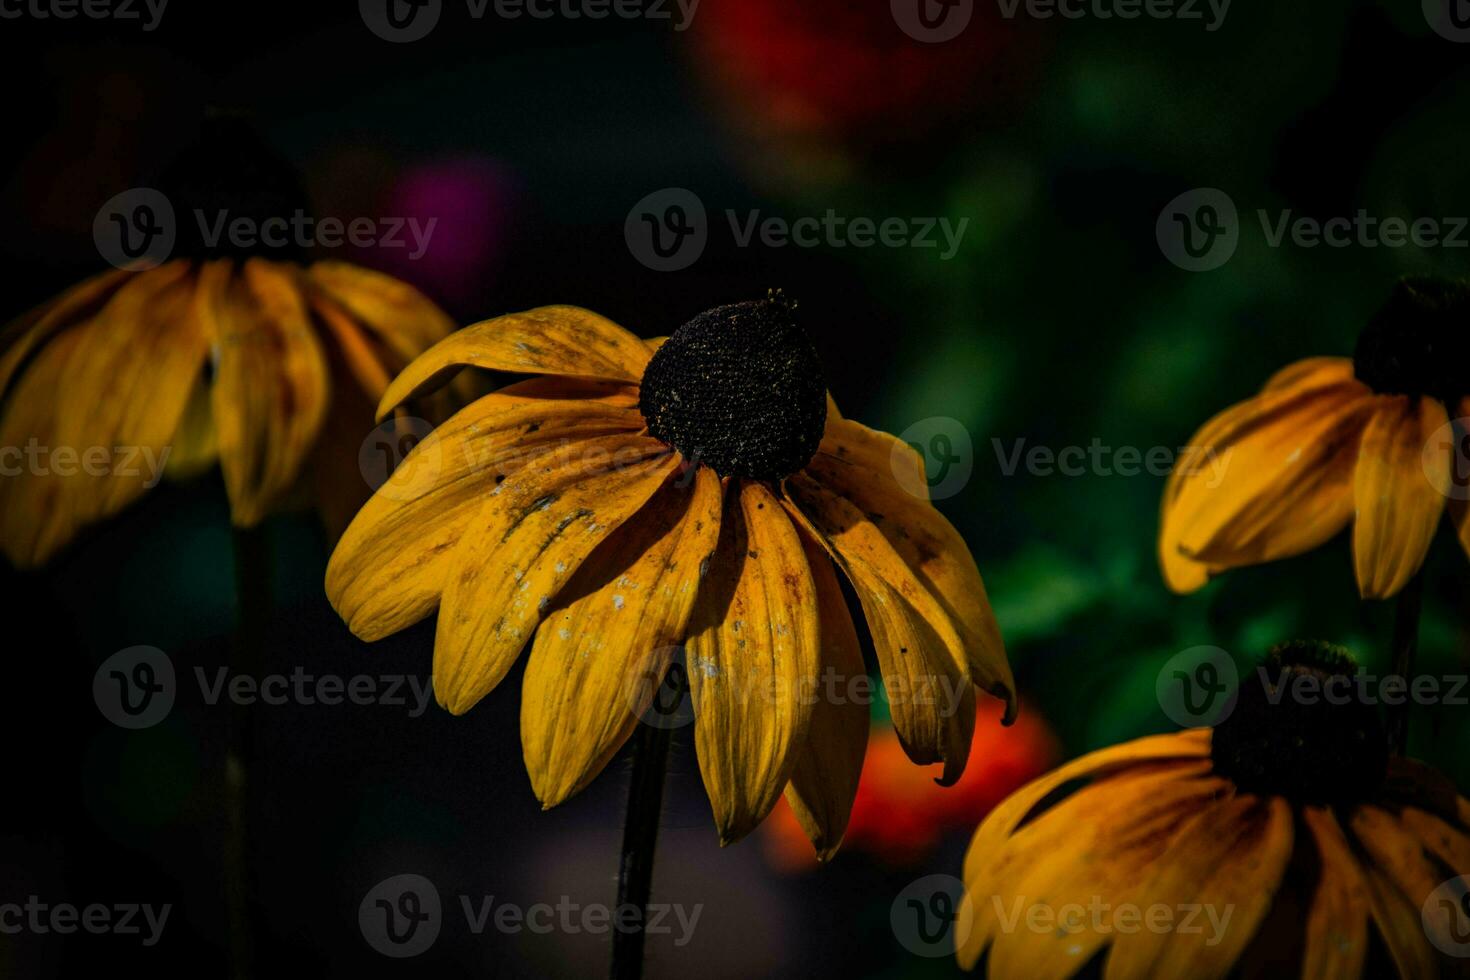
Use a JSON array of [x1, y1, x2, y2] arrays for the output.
[[1210, 640, 1387, 806], [1352, 277, 1470, 402], [160, 112, 312, 263], [638, 291, 827, 481]]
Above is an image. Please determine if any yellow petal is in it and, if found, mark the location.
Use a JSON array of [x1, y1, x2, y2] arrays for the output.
[[781, 530, 869, 861], [1161, 374, 1373, 591], [1360, 866, 1439, 980], [1102, 794, 1293, 980], [204, 260, 330, 526], [305, 260, 456, 366], [1300, 806, 1370, 980], [378, 306, 651, 418], [783, 472, 973, 784], [968, 762, 1223, 979], [326, 381, 644, 640], [521, 465, 722, 808], [1262, 356, 1356, 393], [802, 416, 1015, 720], [432, 435, 676, 714], [0, 265, 139, 399], [1353, 396, 1449, 599], [686, 480, 821, 845]]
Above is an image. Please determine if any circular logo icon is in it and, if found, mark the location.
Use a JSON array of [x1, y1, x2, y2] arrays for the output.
[[1423, 876, 1470, 957], [625, 646, 694, 730], [93, 188, 175, 271], [359, 874, 442, 957], [1157, 645, 1239, 728], [894, 417, 973, 501], [625, 188, 707, 272], [93, 646, 176, 730], [891, 874, 974, 958], [1423, 416, 1470, 501], [1156, 188, 1239, 272], [360, 0, 442, 42], [359, 417, 441, 500], [891, 0, 974, 43], [1425, 0, 1470, 42]]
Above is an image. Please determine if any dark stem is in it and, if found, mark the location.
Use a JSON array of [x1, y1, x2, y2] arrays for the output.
[[610, 709, 675, 979], [228, 525, 269, 979], [1388, 569, 1423, 756]]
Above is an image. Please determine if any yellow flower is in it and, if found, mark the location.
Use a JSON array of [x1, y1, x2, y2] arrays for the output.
[[0, 258, 462, 567], [957, 643, 1470, 980], [1160, 278, 1470, 599], [326, 292, 1016, 849]]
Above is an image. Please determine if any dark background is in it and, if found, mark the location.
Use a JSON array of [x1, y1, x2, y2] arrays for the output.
[[1, 0, 1468, 975]]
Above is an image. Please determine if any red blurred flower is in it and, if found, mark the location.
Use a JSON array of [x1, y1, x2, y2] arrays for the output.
[[763, 697, 1059, 870], [691, 0, 1046, 159]]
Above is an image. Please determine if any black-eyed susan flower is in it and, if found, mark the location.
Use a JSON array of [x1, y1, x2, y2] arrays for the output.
[[0, 117, 465, 567], [326, 291, 1016, 849], [957, 642, 1470, 980], [1160, 278, 1470, 599]]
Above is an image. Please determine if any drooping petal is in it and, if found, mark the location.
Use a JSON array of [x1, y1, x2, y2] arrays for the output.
[[686, 480, 821, 845], [205, 260, 331, 526], [1102, 794, 1294, 980], [802, 416, 1015, 720], [1353, 395, 1449, 599], [432, 434, 676, 714], [783, 472, 973, 784], [781, 530, 869, 861], [0, 265, 138, 399], [325, 379, 644, 641], [1160, 370, 1375, 591], [521, 465, 722, 808], [305, 260, 457, 367], [1300, 806, 1371, 980], [378, 306, 652, 417], [1360, 866, 1439, 980]]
